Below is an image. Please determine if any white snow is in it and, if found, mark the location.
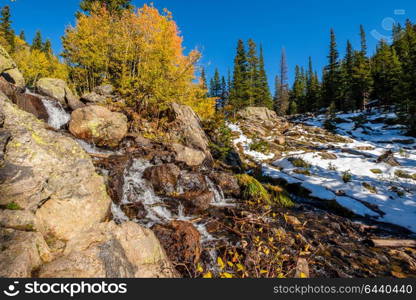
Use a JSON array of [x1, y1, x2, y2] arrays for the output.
[[230, 109, 416, 232]]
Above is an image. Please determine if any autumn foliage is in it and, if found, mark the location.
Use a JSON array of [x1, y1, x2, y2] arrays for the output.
[[62, 4, 215, 118]]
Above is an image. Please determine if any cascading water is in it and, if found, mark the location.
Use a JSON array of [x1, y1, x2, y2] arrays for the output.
[[41, 98, 71, 130], [112, 158, 216, 241], [206, 176, 235, 207]]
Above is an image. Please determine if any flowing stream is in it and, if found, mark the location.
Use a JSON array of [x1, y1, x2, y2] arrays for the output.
[[41, 98, 71, 130]]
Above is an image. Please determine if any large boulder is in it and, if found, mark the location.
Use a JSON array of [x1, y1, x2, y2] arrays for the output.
[[171, 143, 206, 167], [168, 103, 212, 161], [153, 221, 201, 265], [69, 105, 128, 147], [0, 228, 52, 278], [38, 221, 178, 278], [36, 78, 84, 110], [143, 163, 181, 195], [237, 106, 278, 122], [209, 171, 240, 198], [0, 97, 111, 241], [0, 45, 25, 88]]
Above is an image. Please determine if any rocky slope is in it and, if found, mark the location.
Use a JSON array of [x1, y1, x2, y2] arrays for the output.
[[1, 46, 416, 278]]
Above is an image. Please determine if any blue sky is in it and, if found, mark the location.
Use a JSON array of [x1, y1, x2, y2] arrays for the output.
[[4, 0, 415, 88]]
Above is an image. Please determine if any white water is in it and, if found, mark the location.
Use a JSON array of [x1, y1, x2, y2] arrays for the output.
[[41, 98, 71, 130], [206, 176, 235, 207], [111, 158, 222, 243]]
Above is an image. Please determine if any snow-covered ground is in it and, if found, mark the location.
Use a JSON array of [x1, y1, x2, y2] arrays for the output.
[[230, 110, 416, 233]]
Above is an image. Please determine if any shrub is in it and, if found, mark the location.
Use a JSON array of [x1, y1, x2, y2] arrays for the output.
[[288, 157, 310, 169], [6, 202, 21, 210], [265, 184, 295, 208], [370, 169, 382, 174], [236, 174, 270, 204], [342, 170, 352, 183], [362, 182, 377, 194], [249, 139, 270, 154]]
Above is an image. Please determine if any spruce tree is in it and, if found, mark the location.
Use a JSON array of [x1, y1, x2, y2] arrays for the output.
[[291, 65, 306, 113], [372, 40, 401, 107], [275, 47, 290, 115], [256, 45, 273, 109], [200, 68, 208, 91], [31, 30, 43, 51], [229, 40, 250, 111], [43, 39, 52, 55], [351, 26, 372, 110], [19, 30, 25, 42], [340, 40, 355, 111], [305, 57, 320, 112], [246, 39, 259, 106], [210, 68, 222, 108], [0, 5, 15, 52], [322, 29, 341, 110]]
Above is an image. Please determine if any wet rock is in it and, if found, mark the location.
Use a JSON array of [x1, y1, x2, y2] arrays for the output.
[[152, 220, 201, 265], [36, 78, 84, 110], [120, 202, 147, 220], [69, 105, 128, 147], [0, 228, 52, 277], [171, 143, 206, 167], [143, 163, 181, 195], [178, 191, 214, 213], [209, 171, 240, 197], [178, 170, 208, 192], [0, 77, 48, 121], [376, 150, 400, 166], [0, 99, 111, 241], [38, 222, 178, 278]]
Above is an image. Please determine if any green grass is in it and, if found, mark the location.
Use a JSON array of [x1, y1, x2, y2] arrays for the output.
[[6, 202, 22, 210], [395, 170, 416, 181], [249, 139, 270, 154], [236, 174, 270, 204], [265, 184, 295, 208], [370, 169, 382, 174], [293, 169, 311, 176], [288, 157, 311, 169], [342, 170, 352, 183], [362, 182, 377, 194]]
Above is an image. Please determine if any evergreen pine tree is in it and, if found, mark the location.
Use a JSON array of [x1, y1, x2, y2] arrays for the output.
[[0, 5, 15, 52], [42, 39, 52, 55], [229, 40, 250, 111], [340, 40, 355, 111], [322, 29, 341, 110], [246, 39, 259, 106], [256, 45, 273, 109], [31, 30, 43, 51], [305, 57, 320, 112], [19, 30, 25, 42], [275, 47, 290, 115], [372, 40, 402, 107]]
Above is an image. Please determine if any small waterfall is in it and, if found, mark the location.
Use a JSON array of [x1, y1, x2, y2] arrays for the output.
[[112, 158, 219, 244], [41, 98, 70, 130], [114, 159, 173, 225], [206, 176, 234, 207]]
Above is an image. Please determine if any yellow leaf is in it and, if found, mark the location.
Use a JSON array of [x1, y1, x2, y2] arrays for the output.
[[260, 270, 268, 274], [196, 264, 204, 273], [221, 272, 233, 278], [227, 261, 234, 267], [236, 263, 245, 272], [300, 272, 308, 278], [217, 257, 225, 270], [203, 272, 213, 278]]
